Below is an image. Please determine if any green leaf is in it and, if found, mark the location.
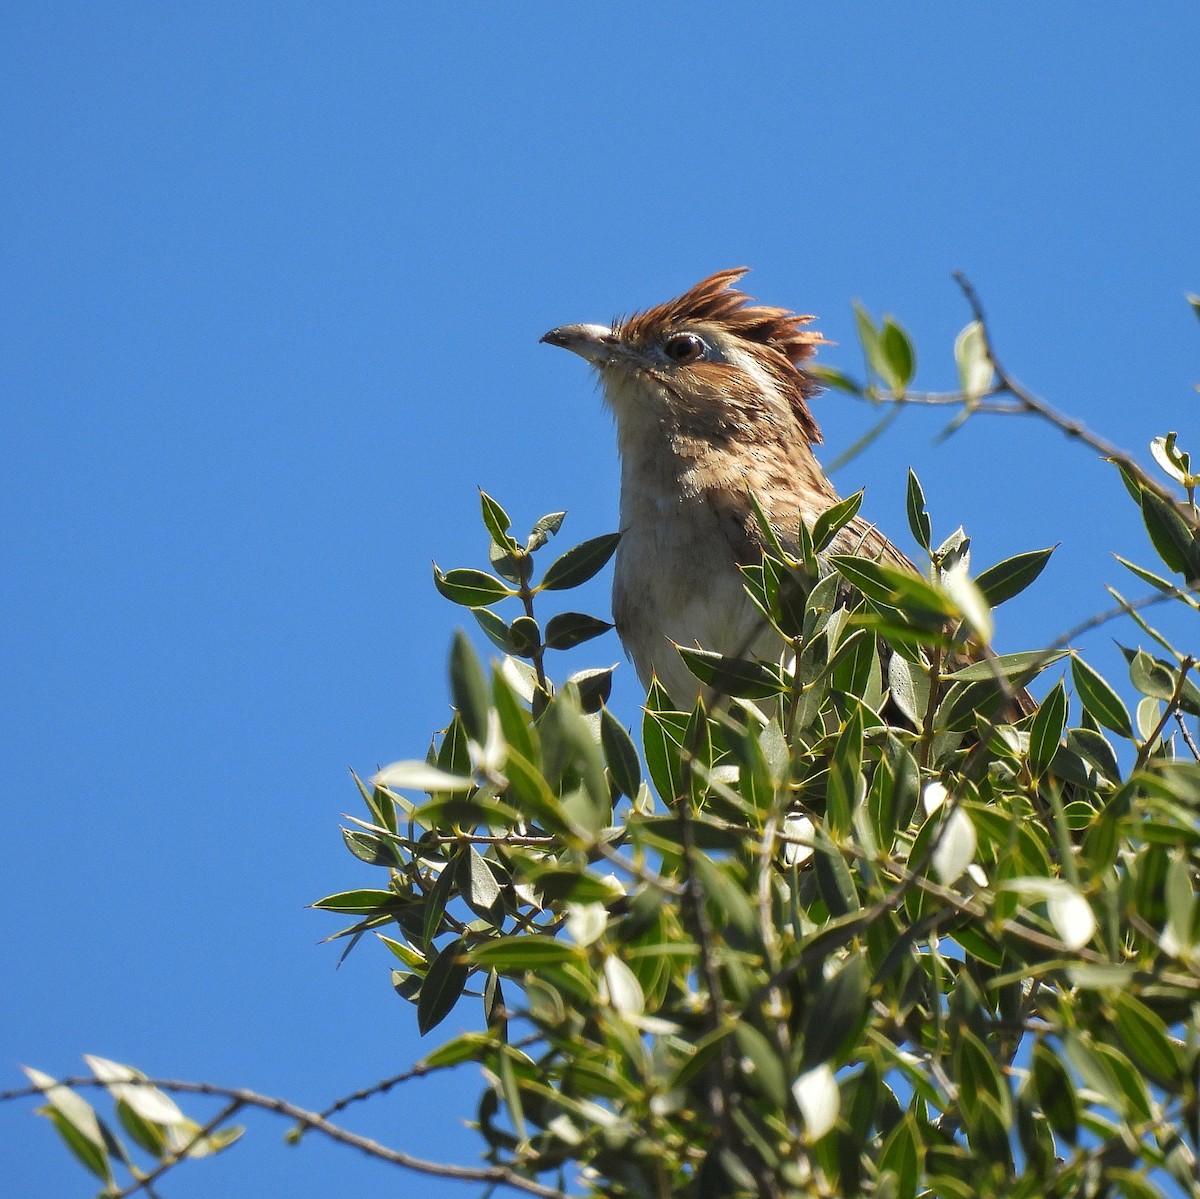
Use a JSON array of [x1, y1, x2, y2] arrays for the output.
[[954, 320, 994, 397], [806, 363, 862, 393], [417, 936, 469, 1035], [905, 469, 931, 552], [975, 547, 1054, 607], [811, 490, 865, 552], [433, 565, 514, 607], [828, 554, 955, 619], [734, 1025, 788, 1107], [478, 490, 517, 550], [540, 696, 610, 836], [1071, 655, 1133, 738], [1028, 680, 1068, 774], [24, 1067, 113, 1185], [881, 317, 915, 395], [827, 704, 864, 837], [853, 301, 887, 381], [1113, 553, 1176, 593], [449, 631, 491, 743], [802, 954, 867, 1069], [567, 665, 615, 712], [473, 606, 515, 654], [422, 853, 459, 947], [1140, 490, 1199, 579], [877, 1114, 920, 1199], [814, 829, 860, 917], [600, 707, 641, 800], [1031, 1040, 1077, 1144], [311, 888, 404, 914], [1123, 645, 1178, 701], [508, 615, 540, 657], [675, 645, 786, 700], [1110, 992, 1182, 1085], [544, 611, 614, 650], [1188, 293, 1200, 322], [470, 935, 581, 969], [457, 846, 504, 921], [946, 649, 1065, 684], [540, 532, 621, 591]]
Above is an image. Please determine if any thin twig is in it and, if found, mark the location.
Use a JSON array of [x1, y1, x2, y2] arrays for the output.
[[114, 1097, 244, 1199], [6, 1077, 569, 1199]]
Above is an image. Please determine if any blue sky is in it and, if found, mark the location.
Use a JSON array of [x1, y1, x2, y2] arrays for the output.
[[4, 6, 1198, 1196]]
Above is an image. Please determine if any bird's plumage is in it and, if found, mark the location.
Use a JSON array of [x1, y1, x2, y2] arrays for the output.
[[542, 269, 976, 706]]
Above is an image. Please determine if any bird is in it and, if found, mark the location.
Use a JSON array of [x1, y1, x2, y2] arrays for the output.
[[541, 268, 1009, 714]]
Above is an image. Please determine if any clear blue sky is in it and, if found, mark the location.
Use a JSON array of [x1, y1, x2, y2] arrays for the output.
[[4, 6, 1197, 1196]]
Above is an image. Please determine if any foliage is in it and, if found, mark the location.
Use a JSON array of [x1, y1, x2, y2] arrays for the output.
[[9, 300, 1200, 1199]]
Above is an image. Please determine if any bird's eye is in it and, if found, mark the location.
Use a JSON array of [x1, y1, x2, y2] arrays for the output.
[[663, 332, 707, 364]]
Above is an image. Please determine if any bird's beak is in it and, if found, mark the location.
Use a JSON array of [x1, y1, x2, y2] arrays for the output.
[[540, 323, 622, 367]]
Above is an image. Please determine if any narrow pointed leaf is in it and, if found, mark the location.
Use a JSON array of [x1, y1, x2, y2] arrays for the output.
[[417, 937, 470, 1035], [1071, 655, 1133, 738], [540, 532, 621, 591], [975, 547, 1055, 607]]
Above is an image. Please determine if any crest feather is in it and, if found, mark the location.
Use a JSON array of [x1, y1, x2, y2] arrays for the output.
[[619, 268, 827, 443], [620, 268, 827, 370]]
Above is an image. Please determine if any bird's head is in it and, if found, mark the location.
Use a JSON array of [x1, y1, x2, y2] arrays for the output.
[[541, 267, 828, 447]]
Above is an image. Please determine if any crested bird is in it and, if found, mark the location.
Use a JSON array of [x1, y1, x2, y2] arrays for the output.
[[541, 268, 1013, 713]]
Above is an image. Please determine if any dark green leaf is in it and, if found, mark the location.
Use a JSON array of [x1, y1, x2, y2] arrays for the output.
[[470, 935, 581, 969], [450, 630, 490, 743], [802, 954, 867, 1069], [540, 532, 621, 591], [829, 555, 955, 620], [472, 606, 515, 654], [417, 937, 469, 1035], [341, 828, 400, 867], [491, 669, 535, 760], [1140, 490, 1200, 579], [312, 888, 403, 914], [827, 704, 864, 837], [1110, 992, 1182, 1084], [600, 707, 641, 800], [733, 1024, 788, 1106], [1032, 1040, 1077, 1144], [814, 830, 860, 917], [422, 853, 459, 948], [567, 665, 614, 712], [437, 712, 472, 778], [1028, 680, 1068, 774], [508, 615, 540, 657], [811, 490, 865, 552], [1071, 655, 1133, 738], [544, 611, 614, 650], [675, 645, 786, 700], [1113, 553, 1175, 593], [433, 565, 514, 607], [877, 1115, 920, 1199], [1065, 727, 1120, 786], [975, 547, 1054, 607], [905, 469, 931, 552]]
